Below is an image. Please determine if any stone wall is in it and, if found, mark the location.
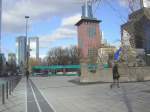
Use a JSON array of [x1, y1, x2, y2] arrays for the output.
[[80, 63, 112, 83], [80, 63, 150, 83], [119, 66, 150, 81]]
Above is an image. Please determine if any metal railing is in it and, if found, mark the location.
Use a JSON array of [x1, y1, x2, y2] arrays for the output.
[[0, 76, 21, 104]]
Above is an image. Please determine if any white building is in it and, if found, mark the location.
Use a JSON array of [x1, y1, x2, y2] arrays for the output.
[[28, 37, 39, 59], [142, 0, 150, 8]]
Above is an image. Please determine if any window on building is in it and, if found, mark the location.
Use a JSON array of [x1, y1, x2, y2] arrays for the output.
[[88, 27, 96, 38], [135, 35, 144, 48], [79, 39, 83, 48], [88, 48, 97, 57]]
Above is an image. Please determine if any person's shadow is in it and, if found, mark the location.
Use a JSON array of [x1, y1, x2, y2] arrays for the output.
[[121, 86, 133, 112]]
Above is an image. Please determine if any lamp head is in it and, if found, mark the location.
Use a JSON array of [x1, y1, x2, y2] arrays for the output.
[[25, 16, 30, 19]]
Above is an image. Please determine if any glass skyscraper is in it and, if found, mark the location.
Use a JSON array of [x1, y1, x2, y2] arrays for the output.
[[16, 36, 27, 65], [28, 37, 39, 59]]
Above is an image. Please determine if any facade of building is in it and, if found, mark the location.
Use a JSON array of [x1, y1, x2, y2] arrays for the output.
[[75, 2, 102, 63], [28, 37, 39, 59], [98, 46, 116, 65], [8, 53, 16, 65], [75, 1, 102, 83], [0, 53, 6, 75], [121, 1, 150, 65], [121, 8, 150, 50], [16, 36, 27, 65], [0, 53, 6, 66]]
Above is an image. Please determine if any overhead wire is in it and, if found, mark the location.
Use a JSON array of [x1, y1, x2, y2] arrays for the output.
[[93, 0, 102, 14], [104, 0, 127, 23]]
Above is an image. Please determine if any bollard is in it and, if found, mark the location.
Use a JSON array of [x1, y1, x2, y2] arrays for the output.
[[6, 82, 8, 99], [14, 78, 16, 89], [9, 80, 11, 95], [2, 84, 5, 104], [11, 80, 13, 92]]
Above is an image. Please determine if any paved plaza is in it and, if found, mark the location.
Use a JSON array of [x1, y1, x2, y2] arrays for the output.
[[1, 76, 150, 112], [0, 78, 26, 112]]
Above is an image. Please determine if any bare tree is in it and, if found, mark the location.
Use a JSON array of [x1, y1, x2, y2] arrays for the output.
[[47, 46, 80, 65]]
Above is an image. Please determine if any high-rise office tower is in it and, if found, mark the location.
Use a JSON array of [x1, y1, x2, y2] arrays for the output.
[[16, 36, 27, 65], [28, 37, 39, 59], [75, 0, 102, 82]]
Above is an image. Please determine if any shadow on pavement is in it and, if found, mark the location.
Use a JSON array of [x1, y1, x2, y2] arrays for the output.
[[121, 86, 133, 112]]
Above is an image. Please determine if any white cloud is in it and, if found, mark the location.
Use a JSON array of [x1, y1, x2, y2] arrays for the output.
[[39, 42, 50, 48], [40, 27, 77, 42], [61, 14, 81, 26], [39, 54, 46, 59], [39, 13, 81, 46], [118, 0, 129, 7], [2, 0, 82, 33], [118, 0, 141, 11]]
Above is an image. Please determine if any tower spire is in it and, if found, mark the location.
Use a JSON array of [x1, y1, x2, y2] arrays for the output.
[[82, 0, 93, 18], [85, 0, 88, 17]]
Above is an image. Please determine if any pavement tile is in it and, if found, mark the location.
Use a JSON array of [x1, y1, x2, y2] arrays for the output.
[[0, 78, 26, 112], [31, 76, 150, 112]]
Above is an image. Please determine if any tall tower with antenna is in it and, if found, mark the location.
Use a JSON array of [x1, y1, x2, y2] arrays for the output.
[[75, 0, 102, 82], [82, 0, 93, 18]]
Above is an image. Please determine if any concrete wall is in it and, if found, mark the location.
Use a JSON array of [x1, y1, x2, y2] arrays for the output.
[[80, 63, 112, 83], [80, 63, 150, 83], [119, 66, 150, 81]]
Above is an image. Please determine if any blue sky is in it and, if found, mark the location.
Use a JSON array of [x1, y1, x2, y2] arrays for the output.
[[1, 0, 132, 59]]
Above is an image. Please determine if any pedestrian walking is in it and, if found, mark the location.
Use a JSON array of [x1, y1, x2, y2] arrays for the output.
[[26, 70, 29, 81], [110, 62, 120, 88]]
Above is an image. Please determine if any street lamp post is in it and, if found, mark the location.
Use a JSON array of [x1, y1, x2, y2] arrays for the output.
[[25, 16, 30, 72]]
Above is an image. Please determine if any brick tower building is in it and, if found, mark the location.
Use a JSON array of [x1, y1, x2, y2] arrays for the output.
[[75, 1, 102, 63], [75, 1, 102, 82]]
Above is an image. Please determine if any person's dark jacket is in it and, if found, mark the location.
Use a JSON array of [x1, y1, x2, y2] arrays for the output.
[[112, 64, 120, 79], [26, 71, 29, 79]]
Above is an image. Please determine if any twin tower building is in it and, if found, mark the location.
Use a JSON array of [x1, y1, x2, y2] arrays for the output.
[[16, 36, 39, 66]]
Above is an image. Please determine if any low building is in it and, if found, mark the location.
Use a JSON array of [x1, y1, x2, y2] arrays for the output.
[[8, 53, 16, 65], [98, 46, 116, 65], [28, 37, 39, 60]]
